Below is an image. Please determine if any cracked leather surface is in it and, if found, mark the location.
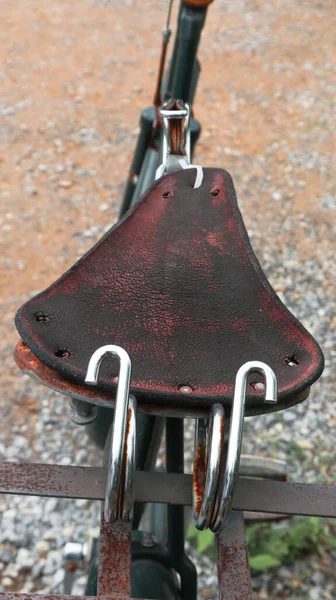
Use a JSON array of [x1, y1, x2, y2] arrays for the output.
[[15, 168, 324, 411]]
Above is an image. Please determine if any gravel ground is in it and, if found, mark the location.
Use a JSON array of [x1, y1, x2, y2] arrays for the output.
[[0, 1, 335, 599]]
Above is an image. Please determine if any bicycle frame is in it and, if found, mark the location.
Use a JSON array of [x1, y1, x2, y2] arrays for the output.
[[120, 1, 208, 215], [2, 2, 335, 600], [85, 3, 211, 597]]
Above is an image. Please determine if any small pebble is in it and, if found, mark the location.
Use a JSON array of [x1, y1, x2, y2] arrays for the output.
[[57, 179, 73, 189], [1, 548, 14, 564], [53, 568, 65, 587], [25, 185, 38, 196], [36, 541, 50, 555], [4, 564, 19, 578]]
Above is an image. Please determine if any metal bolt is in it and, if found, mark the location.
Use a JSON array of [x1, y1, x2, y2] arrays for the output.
[[63, 542, 89, 595], [63, 542, 87, 564], [141, 532, 156, 548], [70, 399, 98, 425]]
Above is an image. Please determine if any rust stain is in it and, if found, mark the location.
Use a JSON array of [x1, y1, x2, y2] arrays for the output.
[[117, 405, 132, 516], [14, 341, 211, 418], [216, 512, 253, 600], [0, 595, 97, 600], [14, 341, 117, 406], [97, 514, 132, 597], [193, 440, 206, 516], [65, 562, 78, 572]]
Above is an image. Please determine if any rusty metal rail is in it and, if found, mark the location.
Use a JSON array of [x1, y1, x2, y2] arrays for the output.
[[0, 462, 335, 517], [217, 512, 253, 599], [0, 460, 335, 600]]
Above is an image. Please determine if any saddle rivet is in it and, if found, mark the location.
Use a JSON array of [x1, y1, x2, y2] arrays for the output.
[[179, 385, 193, 395], [112, 376, 119, 384], [254, 382, 265, 392]]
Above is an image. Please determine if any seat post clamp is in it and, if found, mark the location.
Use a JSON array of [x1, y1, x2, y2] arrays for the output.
[[155, 98, 203, 188]]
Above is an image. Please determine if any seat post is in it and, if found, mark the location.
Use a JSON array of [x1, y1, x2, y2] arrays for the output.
[[166, 417, 197, 600]]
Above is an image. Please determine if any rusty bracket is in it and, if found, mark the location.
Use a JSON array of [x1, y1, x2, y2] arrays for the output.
[[217, 512, 253, 600]]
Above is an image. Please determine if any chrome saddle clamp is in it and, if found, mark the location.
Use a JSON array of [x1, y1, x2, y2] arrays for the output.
[[155, 98, 203, 188], [193, 361, 278, 532], [86, 345, 137, 523]]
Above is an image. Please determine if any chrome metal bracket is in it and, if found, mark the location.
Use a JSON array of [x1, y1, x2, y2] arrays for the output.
[[155, 98, 203, 188], [86, 345, 137, 523], [193, 361, 278, 532]]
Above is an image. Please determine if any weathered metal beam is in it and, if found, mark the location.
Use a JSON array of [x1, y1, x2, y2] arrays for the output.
[[0, 592, 130, 600], [97, 514, 132, 597], [0, 462, 335, 518], [217, 512, 253, 600]]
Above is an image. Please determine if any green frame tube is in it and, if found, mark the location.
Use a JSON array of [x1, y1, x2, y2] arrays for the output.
[[87, 4, 210, 598]]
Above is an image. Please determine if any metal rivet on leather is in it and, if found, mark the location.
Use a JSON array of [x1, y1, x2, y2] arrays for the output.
[[179, 385, 193, 395]]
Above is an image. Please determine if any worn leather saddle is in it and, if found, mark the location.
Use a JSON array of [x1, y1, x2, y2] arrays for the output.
[[15, 168, 324, 414]]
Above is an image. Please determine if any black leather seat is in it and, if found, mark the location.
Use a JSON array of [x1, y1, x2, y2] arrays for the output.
[[15, 168, 324, 413]]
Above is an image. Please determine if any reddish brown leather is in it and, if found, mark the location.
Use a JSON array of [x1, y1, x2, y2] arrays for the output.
[[15, 168, 324, 412]]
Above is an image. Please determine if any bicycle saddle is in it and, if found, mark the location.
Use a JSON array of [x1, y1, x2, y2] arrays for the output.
[[15, 168, 324, 414]]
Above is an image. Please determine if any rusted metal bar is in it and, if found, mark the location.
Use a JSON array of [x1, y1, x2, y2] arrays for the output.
[[0, 462, 105, 500], [0, 577, 131, 598], [0, 596, 92, 600], [97, 512, 132, 597], [216, 512, 253, 600], [0, 462, 335, 517], [234, 478, 336, 518], [95, 418, 132, 597]]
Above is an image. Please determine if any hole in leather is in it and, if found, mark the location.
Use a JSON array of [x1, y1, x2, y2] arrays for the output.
[[211, 189, 220, 197], [35, 312, 50, 323], [162, 191, 172, 198], [284, 355, 299, 367], [55, 349, 71, 359]]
